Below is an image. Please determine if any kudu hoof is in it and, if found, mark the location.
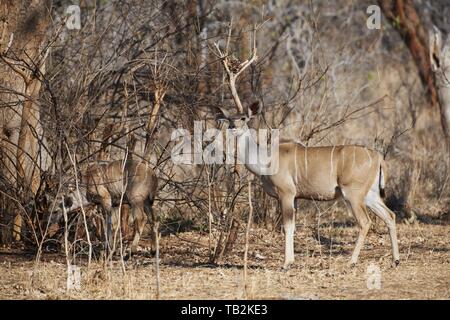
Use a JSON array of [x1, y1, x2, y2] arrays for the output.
[[281, 262, 293, 272], [140, 249, 156, 258]]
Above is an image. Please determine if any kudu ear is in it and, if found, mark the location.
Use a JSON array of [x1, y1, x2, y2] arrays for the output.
[[247, 101, 262, 118], [430, 25, 443, 71], [215, 107, 231, 123], [64, 196, 73, 208]]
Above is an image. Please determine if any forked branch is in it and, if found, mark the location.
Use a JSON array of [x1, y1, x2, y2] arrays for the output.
[[213, 22, 260, 113]]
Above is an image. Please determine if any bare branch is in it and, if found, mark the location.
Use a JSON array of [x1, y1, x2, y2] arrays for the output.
[[212, 23, 260, 113]]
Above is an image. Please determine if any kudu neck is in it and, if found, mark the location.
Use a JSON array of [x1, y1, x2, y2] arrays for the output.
[[234, 127, 277, 176]]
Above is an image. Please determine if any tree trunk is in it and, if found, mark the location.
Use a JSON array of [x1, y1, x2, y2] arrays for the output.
[[379, 0, 449, 141], [379, 0, 449, 224], [0, 0, 52, 243], [379, 0, 437, 104]]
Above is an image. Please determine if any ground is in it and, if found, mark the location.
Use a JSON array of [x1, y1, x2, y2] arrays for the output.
[[0, 217, 449, 299]]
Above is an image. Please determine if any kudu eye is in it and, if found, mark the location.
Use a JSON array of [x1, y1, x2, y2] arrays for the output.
[[64, 197, 73, 208]]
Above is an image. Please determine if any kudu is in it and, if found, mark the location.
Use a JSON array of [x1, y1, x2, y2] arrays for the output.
[[56, 159, 158, 254], [213, 29, 400, 269]]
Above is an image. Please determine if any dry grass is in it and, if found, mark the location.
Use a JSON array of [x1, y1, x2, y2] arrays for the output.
[[1, 212, 449, 300]]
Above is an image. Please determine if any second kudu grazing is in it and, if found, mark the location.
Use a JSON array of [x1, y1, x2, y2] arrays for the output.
[[213, 28, 400, 269], [56, 160, 158, 254]]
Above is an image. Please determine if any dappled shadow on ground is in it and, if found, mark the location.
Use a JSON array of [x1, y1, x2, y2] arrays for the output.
[[161, 260, 266, 270], [308, 236, 351, 256], [416, 213, 450, 225], [318, 221, 355, 228], [407, 244, 450, 253]]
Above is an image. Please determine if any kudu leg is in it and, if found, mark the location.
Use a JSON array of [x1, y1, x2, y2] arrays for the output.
[[106, 213, 112, 251], [347, 198, 372, 266], [130, 202, 148, 253], [99, 195, 114, 256], [280, 195, 296, 270], [109, 207, 123, 254], [146, 204, 158, 254], [99, 209, 114, 256], [121, 204, 131, 242], [365, 194, 400, 266]]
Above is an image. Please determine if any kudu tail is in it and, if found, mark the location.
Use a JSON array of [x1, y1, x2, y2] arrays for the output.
[[144, 194, 156, 221], [144, 192, 158, 254], [379, 159, 387, 199]]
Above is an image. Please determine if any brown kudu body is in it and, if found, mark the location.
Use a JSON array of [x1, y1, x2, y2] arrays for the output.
[[255, 141, 399, 268], [60, 160, 158, 254], [223, 111, 400, 269]]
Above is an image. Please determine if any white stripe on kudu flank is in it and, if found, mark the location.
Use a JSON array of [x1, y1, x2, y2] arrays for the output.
[[294, 144, 299, 184], [365, 148, 372, 168], [330, 146, 335, 182], [304, 146, 307, 177]]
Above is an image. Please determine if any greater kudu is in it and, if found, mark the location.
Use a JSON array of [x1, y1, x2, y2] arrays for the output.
[[214, 27, 399, 269], [56, 159, 158, 254]]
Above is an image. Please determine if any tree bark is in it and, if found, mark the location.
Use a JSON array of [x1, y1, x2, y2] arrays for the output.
[[379, 0, 449, 141], [0, 0, 52, 242]]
